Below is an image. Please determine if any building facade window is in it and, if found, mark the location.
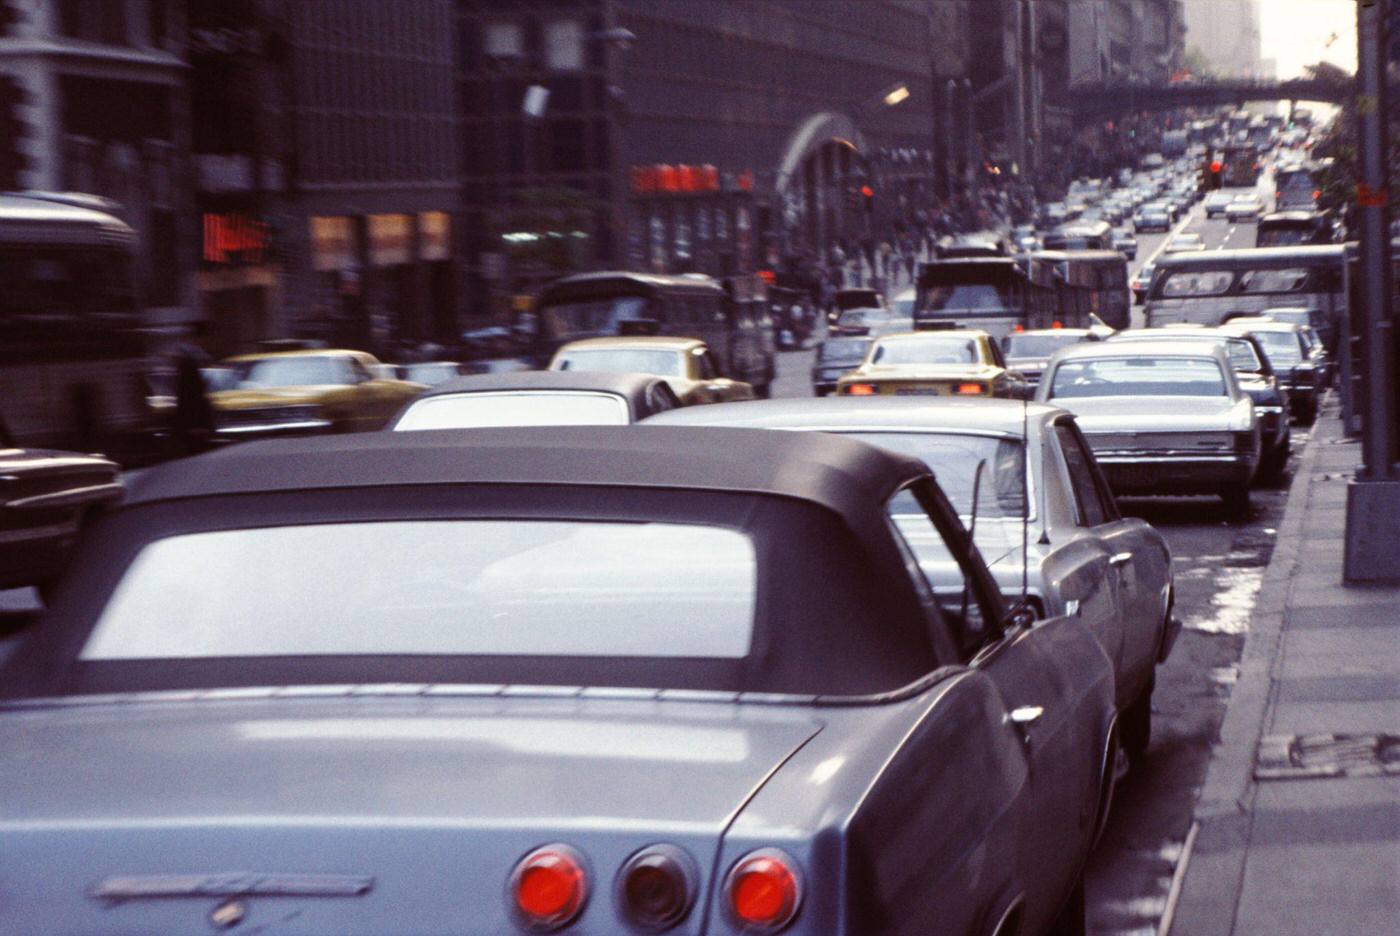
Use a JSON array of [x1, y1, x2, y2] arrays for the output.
[[484, 21, 523, 60], [544, 19, 584, 71]]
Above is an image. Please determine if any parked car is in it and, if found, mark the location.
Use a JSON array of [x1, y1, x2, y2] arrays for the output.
[[1225, 193, 1265, 222], [1111, 227, 1138, 258], [1133, 207, 1171, 233], [645, 397, 1177, 766], [549, 336, 755, 405], [810, 335, 874, 396], [1130, 263, 1157, 303], [1163, 232, 1206, 253], [0, 426, 1118, 935], [0, 411, 121, 596], [837, 329, 1030, 399], [390, 371, 682, 430], [1036, 341, 1260, 518], [1002, 328, 1103, 390], [1204, 191, 1235, 219], [210, 350, 427, 440], [1222, 319, 1326, 424], [1107, 328, 1290, 479]]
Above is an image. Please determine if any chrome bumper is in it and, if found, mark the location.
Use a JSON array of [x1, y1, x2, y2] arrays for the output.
[[1094, 452, 1257, 492], [215, 419, 333, 439]]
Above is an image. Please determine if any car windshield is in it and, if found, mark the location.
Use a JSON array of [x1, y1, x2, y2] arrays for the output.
[[1256, 226, 1315, 247], [232, 356, 354, 388], [818, 337, 873, 363], [922, 283, 1013, 312], [1246, 330, 1305, 365], [1160, 270, 1234, 297], [1004, 333, 1084, 358], [80, 520, 756, 661], [540, 296, 651, 341], [1049, 356, 1228, 398], [853, 432, 1026, 520], [393, 391, 631, 429], [871, 336, 979, 365], [553, 348, 685, 377]]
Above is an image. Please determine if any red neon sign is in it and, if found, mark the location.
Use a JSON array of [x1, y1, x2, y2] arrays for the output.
[[630, 163, 724, 195], [203, 213, 269, 264]]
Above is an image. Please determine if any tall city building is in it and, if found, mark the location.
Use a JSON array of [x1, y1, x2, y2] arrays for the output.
[[187, 0, 460, 355], [458, 0, 965, 320], [1181, 0, 1263, 79]]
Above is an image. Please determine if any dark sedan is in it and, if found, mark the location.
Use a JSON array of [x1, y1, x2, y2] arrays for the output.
[[1, 427, 1116, 935], [0, 411, 121, 596]]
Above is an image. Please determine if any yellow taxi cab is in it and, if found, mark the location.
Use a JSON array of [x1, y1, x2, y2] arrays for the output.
[[836, 329, 1029, 399], [548, 336, 755, 405], [211, 350, 426, 439]]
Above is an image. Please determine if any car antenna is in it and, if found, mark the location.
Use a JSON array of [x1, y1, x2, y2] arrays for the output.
[[959, 458, 987, 625], [1021, 390, 1033, 607]]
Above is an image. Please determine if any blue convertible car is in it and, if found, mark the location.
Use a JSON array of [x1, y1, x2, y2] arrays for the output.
[[0, 427, 1116, 935]]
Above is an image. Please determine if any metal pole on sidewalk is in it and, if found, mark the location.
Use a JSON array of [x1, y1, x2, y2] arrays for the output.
[[1344, 0, 1400, 582]]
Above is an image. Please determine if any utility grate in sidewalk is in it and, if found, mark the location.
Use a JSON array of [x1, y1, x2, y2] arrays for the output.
[[1255, 732, 1400, 780]]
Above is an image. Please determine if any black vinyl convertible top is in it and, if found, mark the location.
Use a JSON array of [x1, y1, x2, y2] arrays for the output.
[[125, 426, 931, 528]]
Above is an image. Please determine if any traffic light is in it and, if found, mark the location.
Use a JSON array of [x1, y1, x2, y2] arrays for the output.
[[1207, 160, 1224, 190], [859, 184, 874, 214], [0, 73, 33, 189]]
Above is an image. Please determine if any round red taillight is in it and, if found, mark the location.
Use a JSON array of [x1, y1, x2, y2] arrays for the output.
[[617, 845, 697, 931], [724, 849, 802, 930], [510, 845, 587, 931]]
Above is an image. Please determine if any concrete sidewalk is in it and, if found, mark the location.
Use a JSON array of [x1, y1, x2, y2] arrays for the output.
[[1167, 395, 1400, 935]]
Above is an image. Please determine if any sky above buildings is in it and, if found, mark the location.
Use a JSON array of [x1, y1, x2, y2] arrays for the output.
[[1256, 0, 1356, 79]]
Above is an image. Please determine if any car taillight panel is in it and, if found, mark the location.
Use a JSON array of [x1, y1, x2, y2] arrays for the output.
[[724, 848, 802, 931], [510, 844, 588, 932], [844, 383, 877, 395], [617, 844, 698, 931], [955, 382, 985, 395]]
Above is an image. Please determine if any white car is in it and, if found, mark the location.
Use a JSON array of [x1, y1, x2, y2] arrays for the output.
[[1164, 232, 1206, 253], [1225, 194, 1265, 222], [1036, 340, 1261, 519], [1204, 191, 1234, 219]]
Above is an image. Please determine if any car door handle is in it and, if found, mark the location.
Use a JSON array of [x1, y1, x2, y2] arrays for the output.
[[1004, 705, 1043, 746], [1108, 552, 1133, 567]]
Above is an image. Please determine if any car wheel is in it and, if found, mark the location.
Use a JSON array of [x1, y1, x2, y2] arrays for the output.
[[1298, 402, 1318, 426], [754, 383, 772, 400], [1122, 677, 1154, 768], [1046, 876, 1086, 936], [1220, 483, 1252, 522], [814, 387, 831, 398], [1259, 439, 1290, 483]]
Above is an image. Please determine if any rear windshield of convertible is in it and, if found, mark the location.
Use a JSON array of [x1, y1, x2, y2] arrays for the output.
[[81, 520, 757, 661]]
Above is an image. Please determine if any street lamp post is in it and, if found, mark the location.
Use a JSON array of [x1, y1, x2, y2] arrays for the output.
[[1343, 0, 1400, 582]]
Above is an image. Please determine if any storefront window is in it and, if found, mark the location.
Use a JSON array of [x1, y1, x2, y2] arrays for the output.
[[674, 208, 693, 264], [649, 213, 668, 271]]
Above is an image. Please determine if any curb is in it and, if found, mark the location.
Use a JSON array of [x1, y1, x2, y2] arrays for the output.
[[1164, 401, 1332, 936]]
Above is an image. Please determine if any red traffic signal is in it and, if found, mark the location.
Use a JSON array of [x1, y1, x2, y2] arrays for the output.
[[1209, 161, 1223, 173]]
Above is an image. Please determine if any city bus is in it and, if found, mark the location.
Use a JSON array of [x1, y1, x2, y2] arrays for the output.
[[0, 192, 156, 460], [1144, 245, 1348, 353], [1274, 163, 1321, 211], [1256, 210, 1337, 248], [913, 255, 1081, 338], [1034, 249, 1132, 330], [531, 271, 776, 397], [1219, 145, 1261, 188]]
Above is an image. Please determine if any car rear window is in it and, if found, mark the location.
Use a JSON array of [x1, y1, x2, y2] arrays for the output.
[[394, 391, 630, 429], [80, 520, 756, 661], [1049, 356, 1227, 398]]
